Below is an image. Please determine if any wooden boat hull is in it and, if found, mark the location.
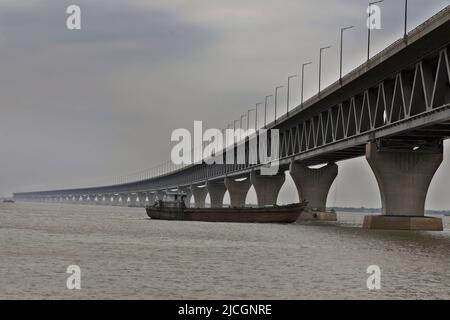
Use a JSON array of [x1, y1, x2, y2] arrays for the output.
[[146, 202, 307, 224]]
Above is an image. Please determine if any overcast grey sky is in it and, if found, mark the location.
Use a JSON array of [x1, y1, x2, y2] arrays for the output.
[[1, 0, 449, 209]]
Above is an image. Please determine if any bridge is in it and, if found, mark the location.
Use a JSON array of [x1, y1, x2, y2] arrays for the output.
[[14, 6, 450, 231]]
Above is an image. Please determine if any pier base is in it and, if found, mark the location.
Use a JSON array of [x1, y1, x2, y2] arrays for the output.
[[297, 211, 337, 222], [363, 215, 443, 231], [289, 161, 338, 212]]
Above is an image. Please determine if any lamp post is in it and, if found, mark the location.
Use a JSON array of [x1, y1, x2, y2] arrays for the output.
[[404, 0, 408, 39], [240, 114, 247, 140], [319, 46, 331, 95], [340, 26, 354, 83], [255, 102, 263, 130], [301, 62, 312, 107], [264, 95, 273, 128], [227, 123, 233, 147], [247, 108, 255, 132], [287, 75, 297, 115], [368, 0, 384, 61], [274, 86, 283, 123]]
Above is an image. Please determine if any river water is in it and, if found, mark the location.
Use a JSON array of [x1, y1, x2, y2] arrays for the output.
[[0, 202, 449, 299]]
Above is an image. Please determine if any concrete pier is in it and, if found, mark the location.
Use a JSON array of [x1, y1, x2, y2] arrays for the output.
[[250, 171, 285, 207], [147, 192, 157, 205], [224, 175, 251, 208], [120, 194, 128, 206], [111, 195, 119, 206], [191, 184, 208, 208], [364, 142, 443, 231], [206, 180, 227, 208], [178, 187, 192, 207], [129, 194, 138, 207], [156, 190, 166, 201], [290, 161, 338, 221], [138, 193, 147, 207]]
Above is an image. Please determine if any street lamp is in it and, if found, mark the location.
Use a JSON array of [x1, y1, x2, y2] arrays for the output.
[[247, 108, 255, 132], [368, 0, 384, 61], [301, 62, 312, 107], [404, 0, 408, 39], [319, 46, 331, 95], [255, 102, 263, 130], [274, 86, 283, 123], [340, 26, 354, 83], [227, 123, 233, 147], [264, 95, 273, 127], [240, 114, 247, 140], [233, 119, 240, 146], [287, 75, 297, 115]]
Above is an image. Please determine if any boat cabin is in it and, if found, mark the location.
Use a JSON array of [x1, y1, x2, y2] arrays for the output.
[[164, 191, 187, 202]]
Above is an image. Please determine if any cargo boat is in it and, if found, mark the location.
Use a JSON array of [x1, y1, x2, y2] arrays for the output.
[[146, 200, 307, 223]]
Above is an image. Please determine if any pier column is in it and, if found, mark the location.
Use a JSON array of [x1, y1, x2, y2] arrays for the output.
[[190, 184, 208, 208], [138, 193, 147, 207], [119, 194, 128, 206], [147, 192, 157, 205], [289, 161, 338, 221], [129, 194, 138, 207], [206, 180, 227, 208], [156, 190, 166, 201], [289, 161, 337, 211], [224, 175, 251, 208], [250, 171, 285, 207], [363, 141, 443, 231], [178, 187, 192, 207], [111, 195, 119, 206]]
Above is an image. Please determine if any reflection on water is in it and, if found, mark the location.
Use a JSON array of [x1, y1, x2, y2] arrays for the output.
[[0, 203, 449, 299]]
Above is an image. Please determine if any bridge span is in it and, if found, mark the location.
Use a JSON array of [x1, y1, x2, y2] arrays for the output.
[[14, 6, 450, 231]]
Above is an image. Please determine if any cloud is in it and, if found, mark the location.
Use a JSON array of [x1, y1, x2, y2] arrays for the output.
[[0, 0, 215, 62]]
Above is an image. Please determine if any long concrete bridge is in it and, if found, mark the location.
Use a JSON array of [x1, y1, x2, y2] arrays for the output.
[[14, 6, 450, 231]]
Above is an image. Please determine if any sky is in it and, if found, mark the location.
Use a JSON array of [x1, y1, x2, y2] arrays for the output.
[[1, 0, 449, 209]]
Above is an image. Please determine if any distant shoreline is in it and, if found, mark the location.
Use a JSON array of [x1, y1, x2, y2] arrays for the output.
[[329, 207, 450, 216]]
